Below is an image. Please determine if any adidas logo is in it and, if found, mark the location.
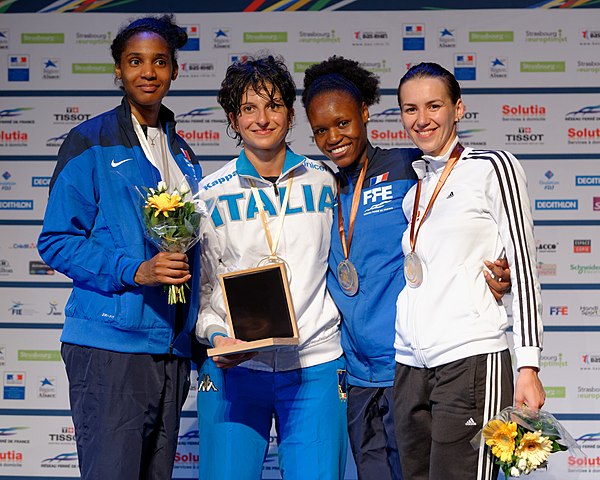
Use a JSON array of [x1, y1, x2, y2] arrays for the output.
[[447, 191, 454, 199], [465, 417, 477, 426]]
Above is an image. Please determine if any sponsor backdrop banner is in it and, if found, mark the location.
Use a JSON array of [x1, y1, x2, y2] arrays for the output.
[[1, 5, 599, 479]]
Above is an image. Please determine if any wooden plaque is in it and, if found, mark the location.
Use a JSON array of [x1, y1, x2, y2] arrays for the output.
[[206, 263, 299, 356]]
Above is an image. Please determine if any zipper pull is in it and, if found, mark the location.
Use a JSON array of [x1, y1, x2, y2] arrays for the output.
[[273, 183, 279, 197]]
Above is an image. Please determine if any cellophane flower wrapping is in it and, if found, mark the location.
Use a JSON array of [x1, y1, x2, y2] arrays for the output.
[[138, 179, 211, 304], [471, 406, 582, 478]]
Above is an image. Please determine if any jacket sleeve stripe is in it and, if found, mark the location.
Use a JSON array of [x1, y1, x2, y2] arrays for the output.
[[471, 150, 541, 349]]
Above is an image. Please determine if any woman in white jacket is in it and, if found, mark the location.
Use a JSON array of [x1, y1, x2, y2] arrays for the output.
[[393, 62, 545, 480], [195, 55, 347, 480]]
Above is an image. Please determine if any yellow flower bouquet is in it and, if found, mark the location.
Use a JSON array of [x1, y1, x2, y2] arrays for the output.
[[471, 406, 581, 478], [140, 180, 208, 304]]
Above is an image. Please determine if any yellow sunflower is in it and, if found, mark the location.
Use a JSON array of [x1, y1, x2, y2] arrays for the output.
[[146, 192, 184, 217], [483, 419, 518, 462], [515, 430, 553, 468]]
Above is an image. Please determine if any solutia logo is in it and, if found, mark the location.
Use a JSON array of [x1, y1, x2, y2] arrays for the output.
[[0, 130, 28, 146], [177, 129, 220, 146], [0, 450, 23, 466], [369, 129, 412, 147], [174, 451, 198, 465], [370, 129, 410, 141], [568, 454, 600, 472], [568, 127, 600, 145], [502, 104, 546, 121]]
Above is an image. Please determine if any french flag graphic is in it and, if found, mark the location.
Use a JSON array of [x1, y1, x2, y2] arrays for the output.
[[370, 172, 389, 186]]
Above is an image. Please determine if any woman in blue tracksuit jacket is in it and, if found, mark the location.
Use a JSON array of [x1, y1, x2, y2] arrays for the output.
[[37, 15, 202, 480], [302, 56, 510, 480]]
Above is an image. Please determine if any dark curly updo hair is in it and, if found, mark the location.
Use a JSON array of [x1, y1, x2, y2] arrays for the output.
[[110, 14, 188, 66], [302, 56, 380, 110], [217, 54, 296, 145]]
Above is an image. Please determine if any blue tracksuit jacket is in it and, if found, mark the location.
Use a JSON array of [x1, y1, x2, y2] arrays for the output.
[[38, 98, 202, 357], [327, 143, 420, 387]]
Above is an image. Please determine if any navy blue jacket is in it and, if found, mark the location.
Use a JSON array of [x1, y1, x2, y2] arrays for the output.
[[327, 143, 420, 387], [38, 98, 202, 357]]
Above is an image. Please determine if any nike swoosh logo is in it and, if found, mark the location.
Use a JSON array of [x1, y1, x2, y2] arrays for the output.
[[111, 158, 133, 167]]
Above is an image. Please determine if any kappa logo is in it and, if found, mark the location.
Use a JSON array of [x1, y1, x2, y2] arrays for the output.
[[111, 158, 133, 168], [465, 417, 477, 426], [198, 374, 218, 392]]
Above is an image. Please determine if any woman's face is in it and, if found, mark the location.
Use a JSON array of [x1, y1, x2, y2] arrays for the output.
[[115, 31, 177, 122], [399, 76, 463, 157], [230, 85, 292, 157], [306, 90, 369, 169]]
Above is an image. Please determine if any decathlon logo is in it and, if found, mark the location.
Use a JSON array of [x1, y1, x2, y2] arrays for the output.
[[535, 199, 578, 210]]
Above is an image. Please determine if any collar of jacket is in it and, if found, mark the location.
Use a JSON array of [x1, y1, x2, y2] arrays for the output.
[[338, 141, 376, 188], [236, 146, 306, 182], [116, 97, 178, 146]]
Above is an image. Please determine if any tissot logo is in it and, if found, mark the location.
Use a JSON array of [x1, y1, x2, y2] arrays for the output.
[[505, 127, 544, 144], [53, 106, 91, 124]]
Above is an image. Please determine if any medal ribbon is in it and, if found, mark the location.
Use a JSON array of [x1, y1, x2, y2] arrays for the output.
[[249, 172, 294, 261], [337, 157, 369, 261], [409, 143, 464, 253]]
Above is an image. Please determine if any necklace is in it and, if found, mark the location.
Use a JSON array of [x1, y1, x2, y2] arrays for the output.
[[148, 129, 160, 146]]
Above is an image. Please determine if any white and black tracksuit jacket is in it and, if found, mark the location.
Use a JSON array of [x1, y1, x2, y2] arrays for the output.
[[394, 138, 543, 371]]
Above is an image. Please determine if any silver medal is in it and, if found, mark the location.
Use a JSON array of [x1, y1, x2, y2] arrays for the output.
[[338, 259, 359, 296], [404, 251, 423, 288]]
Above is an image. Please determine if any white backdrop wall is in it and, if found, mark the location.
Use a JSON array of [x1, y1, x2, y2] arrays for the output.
[[0, 9, 599, 479]]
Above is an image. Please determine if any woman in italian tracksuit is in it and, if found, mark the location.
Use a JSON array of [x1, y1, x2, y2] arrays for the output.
[[195, 55, 347, 480], [394, 62, 545, 480], [37, 16, 202, 480]]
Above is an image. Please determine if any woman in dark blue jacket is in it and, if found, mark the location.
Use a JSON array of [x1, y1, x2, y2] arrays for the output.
[[37, 15, 202, 480]]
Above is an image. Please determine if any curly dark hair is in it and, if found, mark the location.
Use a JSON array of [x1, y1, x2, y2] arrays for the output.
[[217, 55, 296, 145], [302, 56, 380, 110], [398, 62, 462, 105], [110, 14, 188, 66]]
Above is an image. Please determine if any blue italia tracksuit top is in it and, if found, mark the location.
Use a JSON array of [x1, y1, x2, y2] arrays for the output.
[[38, 98, 202, 358], [327, 143, 420, 387]]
